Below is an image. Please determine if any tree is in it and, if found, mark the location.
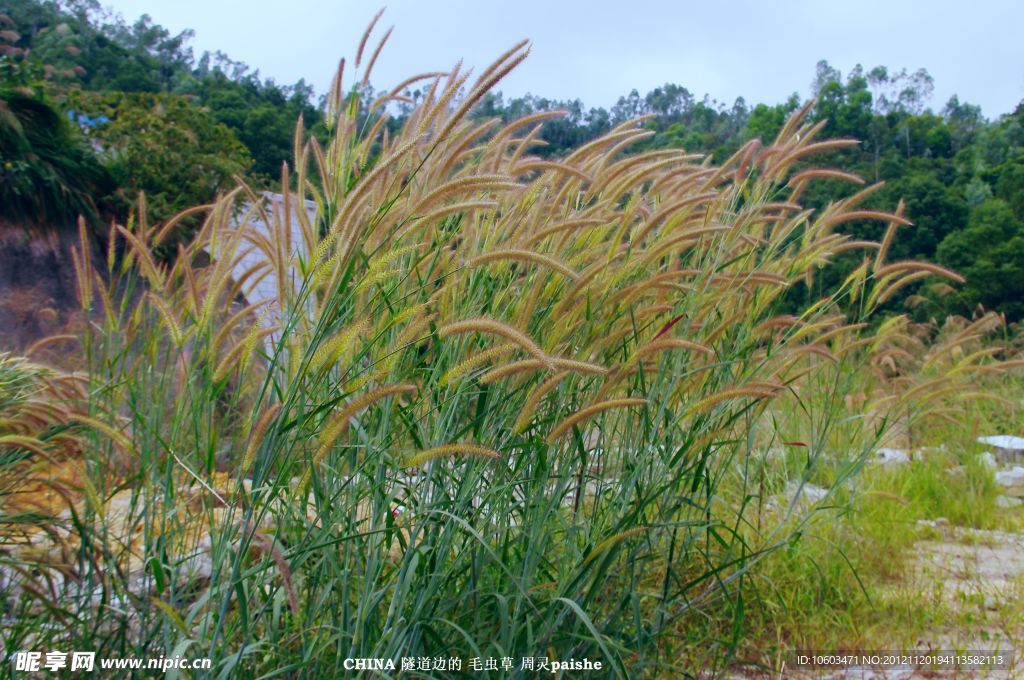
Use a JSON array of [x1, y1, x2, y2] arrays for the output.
[[811, 62, 874, 139], [867, 66, 934, 116], [880, 173, 967, 260], [743, 95, 800, 143], [937, 198, 1024, 320], [644, 83, 693, 118], [66, 89, 251, 242], [194, 71, 323, 179], [611, 88, 645, 123], [942, 95, 984, 153]]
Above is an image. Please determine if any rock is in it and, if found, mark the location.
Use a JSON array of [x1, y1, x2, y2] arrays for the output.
[[783, 480, 828, 504], [764, 481, 831, 515], [0, 222, 107, 368], [977, 435, 1024, 463], [871, 447, 910, 465], [912, 444, 945, 458], [978, 435, 1024, 450], [996, 495, 1022, 509], [994, 466, 1024, 497], [917, 517, 950, 529]]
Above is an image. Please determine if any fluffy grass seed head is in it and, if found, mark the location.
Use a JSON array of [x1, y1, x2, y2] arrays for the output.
[[402, 443, 502, 468], [546, 398, 647, 444], [439, 318, 553, 369]]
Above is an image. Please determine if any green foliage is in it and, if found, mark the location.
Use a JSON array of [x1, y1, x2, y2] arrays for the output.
[[67, 89, 252, 230], [1, 0, 189, 92], [813, 61, 874, 138], [938, 198, 1024, 319], [745, 96, 802, 145], [0, 55, 111, 226], [187, 69, 323, 179], [881, 173, 967, 260], [3, 0, 322, 191]]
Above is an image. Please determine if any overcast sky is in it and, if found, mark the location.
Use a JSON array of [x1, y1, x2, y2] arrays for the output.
[[99, 0, 1022, 118]]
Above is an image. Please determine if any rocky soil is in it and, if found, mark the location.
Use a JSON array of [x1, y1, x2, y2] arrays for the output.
[[0, 221, 104, 368]]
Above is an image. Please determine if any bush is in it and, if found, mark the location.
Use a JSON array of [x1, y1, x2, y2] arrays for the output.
[[0, 56, 111, 227], [66, 89, 252, 250]]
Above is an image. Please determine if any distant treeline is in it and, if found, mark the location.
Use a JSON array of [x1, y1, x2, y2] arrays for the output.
[[1, 0, 1022, 320]]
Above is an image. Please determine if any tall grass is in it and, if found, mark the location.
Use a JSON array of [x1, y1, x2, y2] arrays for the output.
[[1, 19, 1018, 677]]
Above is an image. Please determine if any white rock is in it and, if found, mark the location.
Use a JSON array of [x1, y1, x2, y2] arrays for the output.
[[979, 436, 1024, 463], [784, 480, 828, 504], [872, 447, 910, 465], [978, 451, 998, 468], [996, 495, 1023, 509], [978, 435, 1024, 451], [994, 466, 1024, 497], [995, 466, 1024, 485]]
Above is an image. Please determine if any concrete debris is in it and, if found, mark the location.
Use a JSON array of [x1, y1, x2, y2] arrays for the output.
[[978, 435, 1024, 463], [994, 466, 1024, 497]]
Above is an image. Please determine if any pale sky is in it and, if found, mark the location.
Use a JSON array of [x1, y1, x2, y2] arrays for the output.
[[99, 0, 1022, 118]]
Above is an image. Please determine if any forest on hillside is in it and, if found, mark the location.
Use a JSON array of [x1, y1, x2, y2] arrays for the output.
[[2, 0, 1023, 321]]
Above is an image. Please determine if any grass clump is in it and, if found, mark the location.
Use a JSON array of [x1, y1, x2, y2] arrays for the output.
[[1, 16, 1020, 678]]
